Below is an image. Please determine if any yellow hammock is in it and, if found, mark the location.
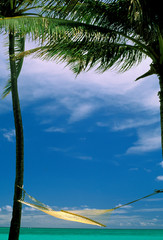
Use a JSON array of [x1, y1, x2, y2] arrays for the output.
[[18, 187, 163, 227]]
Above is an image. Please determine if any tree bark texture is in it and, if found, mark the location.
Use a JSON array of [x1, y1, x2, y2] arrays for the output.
[[8, 30, 24, 240], [158, 64, 163, 158]]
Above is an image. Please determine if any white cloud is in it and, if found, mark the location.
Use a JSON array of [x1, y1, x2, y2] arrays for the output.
[[45, 127, 66, 133], [0, 213, 12, 227], [2, 205, 12, 212], [50, 147, 71, 153], [139, 221, 156, 227], [115, 204, 132, 209], [135, 208, 163, 212], [1, 129, 15, 142], [112, 117, 159, 131], [80, 205, 89, 208], [159, 161, 163, 168], [15, 41, 159, 123], [24, 207, 36, 212], [68, 103, 96, 123], [0, 36, 160, 125], [126, 128, 161, 154], [22, 40, 152, 95], [145, 198, 163, 202], [104, 214, 161, 228], [112, 209, 128, 214], [156, 176, 163, 181], [96, 122, 109, 127]]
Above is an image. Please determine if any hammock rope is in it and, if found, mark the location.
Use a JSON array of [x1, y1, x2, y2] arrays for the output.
[[18, 187, 163, 227], [113, 189, 163, 210]]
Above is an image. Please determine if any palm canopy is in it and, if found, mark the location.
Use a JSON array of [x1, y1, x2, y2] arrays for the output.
[[18, 0, 163, 157], [0, 1, 85, 239], [27, 0, 162, 77], [0, 0, 41, 96], [0, 0, 87, 97], [0, 0, 43, 19]]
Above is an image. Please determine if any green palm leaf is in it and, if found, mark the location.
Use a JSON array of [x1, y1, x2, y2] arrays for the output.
[[31, 38, 146, 74]]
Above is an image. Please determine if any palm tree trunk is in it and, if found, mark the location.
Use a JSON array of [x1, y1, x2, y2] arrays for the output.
[[158, 65, 163, 158], [8, 29, 24, 240]]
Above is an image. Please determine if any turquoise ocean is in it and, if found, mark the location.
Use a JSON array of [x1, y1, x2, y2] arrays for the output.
[[1, 228, 163, 240]]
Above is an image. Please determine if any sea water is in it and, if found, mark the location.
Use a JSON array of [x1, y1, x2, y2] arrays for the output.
[[0, 228, 163, 240]]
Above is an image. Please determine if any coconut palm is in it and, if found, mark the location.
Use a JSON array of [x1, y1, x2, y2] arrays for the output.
[[0, 1, 75, 239], [1, 2, 104, 239], [0, 1, 100, 238], [27, 0, 163, 155], [3, 1, 162, 237], [0, 2, 43, 239]]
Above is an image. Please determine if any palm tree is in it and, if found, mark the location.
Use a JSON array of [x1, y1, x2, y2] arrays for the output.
[[0, 2, 100, 239], [27, 0, 163, 155], [0, 2, 40, 239], [2, 1, 161, 237], [1, 2, 103, 238], [0, 1, 70, 239]]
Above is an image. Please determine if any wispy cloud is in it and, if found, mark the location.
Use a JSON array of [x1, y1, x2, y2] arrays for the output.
[[156, 176, 163, 181], [76, 156, 93, 161], [115, 204, 132, 209], [135, 208, 163, 212], [97, 114, 161, 156], [1, 129, 15, 142], [112, 209, 128, 214], [126, 128, 161, 154], [45, 127, 66, 133], [50, 147, 71, 153], [14, 40, 159, 125], [144, 198, 163, 202], [0, 38, 160, 126], [68, 103, 96, 123], [2, 205, 12, 212], [112, 117, 159, 131], [105, 214, 160, 228], [159, 161, 163, 168], [24, 207, 36, 212]]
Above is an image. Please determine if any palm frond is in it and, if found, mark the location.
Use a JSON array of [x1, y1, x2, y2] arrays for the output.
[[44, 0, 161, 47], [21, 31, 146, 75], [135, 63, 156, 81], [129, 0, 162, 27], [2, 79, 12, 99], [0, 16, 105, 40], [0, 0, 43, 17], [11, 13, 156, 75], [1, 0, 160, 81]]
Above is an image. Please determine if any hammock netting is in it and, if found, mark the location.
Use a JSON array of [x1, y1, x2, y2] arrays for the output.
[[18, 187, 163, 227]]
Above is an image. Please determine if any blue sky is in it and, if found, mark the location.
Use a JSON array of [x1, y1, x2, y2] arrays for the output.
[[0, 37, 163, 229]]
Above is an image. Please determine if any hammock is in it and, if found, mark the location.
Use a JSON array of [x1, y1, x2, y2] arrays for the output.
[[18, 187, 163, 227]]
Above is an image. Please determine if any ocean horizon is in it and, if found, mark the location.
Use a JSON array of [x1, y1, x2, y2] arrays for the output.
[[1, 228, 163, 240]]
